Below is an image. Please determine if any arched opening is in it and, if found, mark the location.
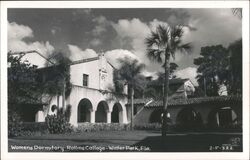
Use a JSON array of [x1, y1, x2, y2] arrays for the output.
[[176, 107, 203, 130], [78, 98, 92, 123], [207, 106, 238, 128], [51, 105, 57, 113], [149, 109, 162, 123], [111, 103, 123, 123], [96, 101, 109, 123]]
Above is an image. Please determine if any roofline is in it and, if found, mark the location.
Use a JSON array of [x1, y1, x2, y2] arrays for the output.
[[69, 56, 99, 65]]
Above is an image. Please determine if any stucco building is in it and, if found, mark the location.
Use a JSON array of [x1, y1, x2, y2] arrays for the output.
[[28, 54, 128, 126]]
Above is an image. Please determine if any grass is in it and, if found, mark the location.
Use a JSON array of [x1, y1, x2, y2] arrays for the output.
[[8, 130, 242, 152]]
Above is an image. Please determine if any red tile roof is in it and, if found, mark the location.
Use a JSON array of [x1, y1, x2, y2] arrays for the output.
[[129, 95, 242, 108]]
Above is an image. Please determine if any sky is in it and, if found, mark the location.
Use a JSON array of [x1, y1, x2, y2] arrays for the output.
[[7, 8, 242, 85]]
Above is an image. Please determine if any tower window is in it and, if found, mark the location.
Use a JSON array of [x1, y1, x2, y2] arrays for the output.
[[83, 74, 89, 86]]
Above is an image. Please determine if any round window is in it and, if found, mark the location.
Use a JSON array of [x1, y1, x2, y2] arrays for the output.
[[51, 105, 57, 112]]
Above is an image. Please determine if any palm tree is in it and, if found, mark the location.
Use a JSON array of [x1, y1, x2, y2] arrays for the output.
[[45, 51, 72, 110], [116, 58, 145, 130], [145, 24, 192, 137]]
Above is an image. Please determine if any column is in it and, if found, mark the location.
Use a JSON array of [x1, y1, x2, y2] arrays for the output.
[[90, 110, 96, 123], [35, 110, 45, 122], [107, 111, 111, 123]]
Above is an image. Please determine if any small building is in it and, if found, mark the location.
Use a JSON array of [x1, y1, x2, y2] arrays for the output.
[[132, 96, 242, 129]]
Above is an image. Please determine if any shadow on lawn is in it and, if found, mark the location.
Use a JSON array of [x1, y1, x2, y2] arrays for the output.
[[132, 133, 242, 152]]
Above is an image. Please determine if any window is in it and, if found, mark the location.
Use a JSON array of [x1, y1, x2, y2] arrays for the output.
[[83, 74, 89, 86], [51, 105, 57, 112]]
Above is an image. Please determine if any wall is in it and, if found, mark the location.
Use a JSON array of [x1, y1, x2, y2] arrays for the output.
[[134, 101, 242, 127], [70, 59, 100, 89]]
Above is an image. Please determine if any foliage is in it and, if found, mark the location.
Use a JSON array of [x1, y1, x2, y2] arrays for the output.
[[45, 105, 73, 134], [18, 122, 49, 136], [144, 62, 179, 99], [134, 123, 162, 131], [8, 53, 42, 137], [227, 39, 242, 95], [231, 8, 242, 19], [74, 123, 130, 132], [194, 45, 229, 96], [8, 110, 23, 137], [194, 41, 242, 96], [8, 54, 42, 105], [114, 57, 145, 129], [145, 24, 192, 136], [42, 51, 72, 97]]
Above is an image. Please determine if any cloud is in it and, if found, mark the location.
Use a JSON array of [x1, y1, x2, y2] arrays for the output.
[[8, 21, 55, 67], [67, 44, 98, 61], [90, 38, 102, 47], [92, 16, 110, 36], [72, 9, 92, 16], [51, 29, 56, 35], [50, 26, 61, 35], [104, 49, 139, 68], [175, 67, 198, 86], [8, 21, 33, 40], [183, 9, 242, 56], [111, 18, 170, 72]]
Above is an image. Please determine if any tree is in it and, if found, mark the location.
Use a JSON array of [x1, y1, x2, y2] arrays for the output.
[[145, 24, 192, 137], [8, 53, 44, 136], [228, 39, 242, 95], [42, 51, 72, 110], [144, 62, 179, 99], [194, 45, 229, 96], [8, 53, 42, 107], [231, 8, 242, 19], [115, 58, 145, 130]]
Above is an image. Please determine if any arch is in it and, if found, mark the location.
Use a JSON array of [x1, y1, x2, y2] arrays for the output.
[[176, 107, 203, 130], [111, 103, 123, 123], [207, 106, 238, 128], [51, 105, 57, 112], [149, 109, 162, 123], [78, 98, 93, 123], [95, 101, 109, 123]]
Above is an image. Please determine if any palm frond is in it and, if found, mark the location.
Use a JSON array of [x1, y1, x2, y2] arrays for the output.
[[171, 25, 184, 39], [157, 25, 170, 46], [146, 49, 164, 63], [145, 31, 160, 48]]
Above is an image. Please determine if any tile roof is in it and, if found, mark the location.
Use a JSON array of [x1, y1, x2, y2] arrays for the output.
[[169, 78, 189, 85], [70, 56, 99, 65], [129, 95, 242, 108]]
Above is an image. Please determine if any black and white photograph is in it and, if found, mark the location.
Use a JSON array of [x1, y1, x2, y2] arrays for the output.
[[1, 1, 249, 160]]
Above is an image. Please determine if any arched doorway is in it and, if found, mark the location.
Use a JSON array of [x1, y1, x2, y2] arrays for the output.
[[111, 103, 123, 123], [149, 109, 162, 123], [78, 98, 92, 122], [176, 107, 203, 130], [96, 101, 109, 123], [207, 106, 238, 128]]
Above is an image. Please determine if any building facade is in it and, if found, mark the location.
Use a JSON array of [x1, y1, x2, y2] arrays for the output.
[[35, 54, 128, 126]]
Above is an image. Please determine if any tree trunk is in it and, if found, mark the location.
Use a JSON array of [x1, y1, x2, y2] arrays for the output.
[[62, 77, 66, 111], [131, 87, 134, 130], [162, 55, 169, 137]]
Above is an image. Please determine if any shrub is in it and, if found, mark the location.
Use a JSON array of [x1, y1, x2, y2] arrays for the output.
[[45, 105, 73, 134], [74, 123, 130, 132], [21, 122, 48, 133], [134, 123, 162, 131], [8, 110, 23, 137]]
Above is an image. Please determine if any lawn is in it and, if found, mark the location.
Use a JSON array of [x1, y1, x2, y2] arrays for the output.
[[8, 130, 242, 152]]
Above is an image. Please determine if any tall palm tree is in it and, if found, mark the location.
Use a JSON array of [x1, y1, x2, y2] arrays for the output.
[[145, 24, 192, 137], [116, 58, 145, 130]]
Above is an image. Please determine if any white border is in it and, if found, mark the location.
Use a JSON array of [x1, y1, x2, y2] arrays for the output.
[[1, 1, 249, 160]]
